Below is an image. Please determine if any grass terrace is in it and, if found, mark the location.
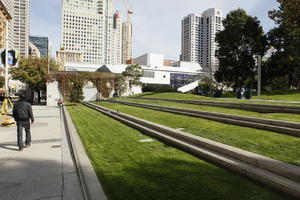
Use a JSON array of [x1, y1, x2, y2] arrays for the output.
[[132, 91, 300, 105], [67, 104, 286, 200], [94, 101, 300, 167], [117, 98, 300, 123]]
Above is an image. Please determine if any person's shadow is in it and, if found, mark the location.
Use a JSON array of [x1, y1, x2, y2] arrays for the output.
[[0, 143, 19, 151]]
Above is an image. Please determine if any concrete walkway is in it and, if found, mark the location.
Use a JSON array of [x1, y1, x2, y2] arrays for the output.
[[0, 106, 83, 200]]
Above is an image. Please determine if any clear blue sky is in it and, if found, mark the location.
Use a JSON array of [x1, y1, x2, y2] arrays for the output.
[[30, 0, 279, 60]]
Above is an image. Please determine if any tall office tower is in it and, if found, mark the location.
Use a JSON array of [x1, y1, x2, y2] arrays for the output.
[[13, 0, 30, 57], [122, 10, 133, 64], [1, 0, 14, 50], [181, 8, 223, 76], [29, 35, 49, 57], [61, 0, 122, 64], [110, 11, 122, 64]]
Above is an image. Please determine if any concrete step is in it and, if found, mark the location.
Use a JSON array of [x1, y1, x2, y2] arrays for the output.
[[132, 97, 300, 114], [108, 100, 300, 137]]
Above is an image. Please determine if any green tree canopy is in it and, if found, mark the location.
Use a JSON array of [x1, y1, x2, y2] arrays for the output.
[[266, 0, 300, 89], [11, 57, 59, 102], [121, 64, 142, 95], [214, 8, 267, 90]]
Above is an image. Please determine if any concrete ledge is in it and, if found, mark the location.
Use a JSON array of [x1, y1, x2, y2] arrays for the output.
[[108, 100, 300, 138], [132, 97, 300, 114], [84, 102, 300, 199], [62, 106, 108, 200]]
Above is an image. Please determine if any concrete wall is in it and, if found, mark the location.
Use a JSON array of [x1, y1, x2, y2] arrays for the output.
[[148, 53, 164, 67], [141, 70, 170, 85], [46, 80, 140, 105], [47, 81, 61, 106], [133, 54, 148, 66], [83, 88, 98, 102]]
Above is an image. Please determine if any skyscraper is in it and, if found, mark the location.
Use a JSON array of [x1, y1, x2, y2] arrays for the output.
[[13, 0, 30, 57], [181, 8, 223, 76], [61, 0, 122, 64], [1, 0, 14, 50], [29, 35, 49, 57], [122, 10, 133, 64]]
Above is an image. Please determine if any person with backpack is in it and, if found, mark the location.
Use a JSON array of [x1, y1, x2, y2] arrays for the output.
[[12, 92, 34, 151]]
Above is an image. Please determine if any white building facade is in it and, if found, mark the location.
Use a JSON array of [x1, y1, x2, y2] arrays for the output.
[[181, 8, 223, 76], [64, 53, 204, 90], [61, 0, 122, 64]]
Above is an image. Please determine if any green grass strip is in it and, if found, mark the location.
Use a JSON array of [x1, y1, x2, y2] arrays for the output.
[[132, 92, 300, 105], [95, 101, 300, 167], [119, 98, 300, 123], [67, 104, 286, 200]]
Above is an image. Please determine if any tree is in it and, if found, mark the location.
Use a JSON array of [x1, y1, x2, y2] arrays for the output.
[[267, 0, 300, 89], [0, 76, 4, 88], [121, 64, 142, 95], [69, 81, 84, 103], [214, 9, 267, 90], [11, 57, 59, 103], [115, 74, 127, 96]]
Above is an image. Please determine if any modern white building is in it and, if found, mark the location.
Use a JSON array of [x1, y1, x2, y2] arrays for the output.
[[61, 0, 122, 64], [181, 8, 223, 77], [64, 53, 204, 91]]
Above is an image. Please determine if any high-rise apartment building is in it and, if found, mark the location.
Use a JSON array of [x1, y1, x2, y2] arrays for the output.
[[2, 0, 30, 56], [181, 8, 223, 76], [29, 35, 49, 57], [13, 0, 30, 57], [61, 0, 122, 64], [1, 0, 14, 50], [122, 10, 133, 64]]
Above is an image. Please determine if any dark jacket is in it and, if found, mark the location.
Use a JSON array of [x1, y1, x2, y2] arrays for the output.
[[13, 100, 34, 122]]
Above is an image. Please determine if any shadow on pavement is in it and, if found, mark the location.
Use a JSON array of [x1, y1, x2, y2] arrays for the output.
[[0, 158, 63, 200]]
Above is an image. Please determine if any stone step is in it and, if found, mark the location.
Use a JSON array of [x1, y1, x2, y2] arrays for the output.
[[132, 97, 300, 114], [108, 100, 300, 137]]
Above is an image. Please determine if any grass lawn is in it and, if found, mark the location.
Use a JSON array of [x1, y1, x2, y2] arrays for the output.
[[132, 92, 300, 105], [118, 98, 300, 123], [95, 101, 300, 167], [67, 104, 286, 200], [222, 90, 300, 101]]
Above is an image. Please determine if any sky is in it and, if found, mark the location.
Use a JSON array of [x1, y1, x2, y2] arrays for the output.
[[30, 0, 279, 60]]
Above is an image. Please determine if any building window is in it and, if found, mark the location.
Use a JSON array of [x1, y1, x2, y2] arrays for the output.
[[143, 71, 155, 78]]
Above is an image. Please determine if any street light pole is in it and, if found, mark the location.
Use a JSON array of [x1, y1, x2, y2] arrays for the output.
[[4, 19, 9, 96], [257, 55, 262, 97]]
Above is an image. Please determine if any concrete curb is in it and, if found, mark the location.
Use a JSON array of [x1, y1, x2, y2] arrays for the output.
[[62, 106, 108, 200], [107, 99, 300, 138], [132, 97, 300, 114], [84, 102, 300, 199]]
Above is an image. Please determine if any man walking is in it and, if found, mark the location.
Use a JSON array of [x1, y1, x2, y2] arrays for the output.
[[13, 92, 34, 151]]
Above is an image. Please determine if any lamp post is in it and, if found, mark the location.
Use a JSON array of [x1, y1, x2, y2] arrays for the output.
[[4, 18, 9, 96], [253, 55, 262, 97], [0, 18, 10, 95], [257, 55, 262, 97]]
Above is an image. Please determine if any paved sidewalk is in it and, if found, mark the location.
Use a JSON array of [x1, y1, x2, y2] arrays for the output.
[[0, 106, 83, 200]]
